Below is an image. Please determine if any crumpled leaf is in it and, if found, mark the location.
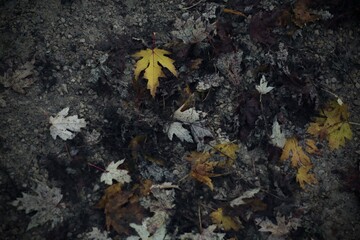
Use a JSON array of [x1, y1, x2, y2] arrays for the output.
[[296, 165, 317, 189], [307, 101, 352, 150], [132, 48, 177, 97], [255, 214, 300, 237], [100, 159, 131, 185], [179, 225, 225, 240], [165, 122, 193, 143], [280, 138, 311, 167], [49, 107, 87, 140], [190, 123, 214, 151], [10, 181, 63, 230], [210, 208, 242, 231], [270, 119, 286, 148], [173, 104, 207, 123], [86, 227, 112, 240], [256, 75, 274, 95], [230, 188, 261, 207]]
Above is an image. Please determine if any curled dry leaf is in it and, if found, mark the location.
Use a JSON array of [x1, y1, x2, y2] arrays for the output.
[[210, 208, 242, 231]]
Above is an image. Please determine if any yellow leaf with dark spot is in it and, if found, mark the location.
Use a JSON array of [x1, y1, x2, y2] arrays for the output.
[[132, 48, 177, 97], [212, 142, 239, 160]]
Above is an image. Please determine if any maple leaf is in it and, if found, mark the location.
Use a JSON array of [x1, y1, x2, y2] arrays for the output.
[[10, 181, 63, 230], [307, 101, 352, 150], [49, 107, 87, 140], [86, 227, 112, 240], [210, 208, 242, 231], [296, 165, 317, 189], [230, 188, 261, 207], [179, 225, 225, 240], [256, 75, 274, 95], [185, 151, 219, 190], [165, 122, 193, 143], [100, 159, 131, 185], [305, 139, 319, 154], [132, 48, 177, 97], [280, 138, 311, 167], [211, 142, 239, 160], [255, 214, 300, 237]]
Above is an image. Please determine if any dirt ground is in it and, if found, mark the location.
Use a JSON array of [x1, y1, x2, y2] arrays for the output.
[[0, 0, 359, 239]]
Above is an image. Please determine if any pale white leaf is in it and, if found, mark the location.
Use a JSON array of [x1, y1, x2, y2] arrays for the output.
[[86, 227, 112, 240], [190, 123, 213, 151], [173, 104, 206, 123], [256, 75, 274, 95], [180, 225, 225, 240], [10, 181, 63, 230], [49, 107, 87, 140], [270, 120, 286, 148], [230, 188, 261, 207], [165, 122, 193, 143], [127, 220, 167, 240], [255, 214, 300, 237], [100, 159, 131, 185]]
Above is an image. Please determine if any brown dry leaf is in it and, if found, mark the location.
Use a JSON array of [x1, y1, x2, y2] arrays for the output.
[[189, 58, 203, 70], [185, 151, 220, 190], [292, 0, 319, 27], [210, 208, 242, 231], [307, 101, 352, 150], [97, 182, 122, 208], [223, 8, 247, 18], [296, 165, 317, 189], [0, 59, 36, 94], [280, 138, 311, 167]]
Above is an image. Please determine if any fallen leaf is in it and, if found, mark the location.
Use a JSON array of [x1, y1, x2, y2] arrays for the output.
[[280, 138, 311, 167], [230, 188, 261, 207], [296, 165, 317, 189], [165, 122, 193, 143], [305, 139, 319, 154], [179, 225, 226, 240], [256, 75, 274, 95], [270, 119, 286, 148], [100, 159, 131, 185], [127, 221, 167, 240], [212, 142, 239, 160], [0, 59, 35, 94], [307, 101, 352, 150], [255, 214, 300, 237], [173, 104, 206, 123], [86, 227, 112, 240], [132, 48, 177, 97], [185, 151, 219, 190], [210, 208, 242, 231], [292, 0, 319, 27], [223, 8, 247, 17], [49, 107, 87, 140]]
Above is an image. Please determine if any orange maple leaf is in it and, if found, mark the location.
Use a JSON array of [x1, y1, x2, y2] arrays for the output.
[[280, 138, 311, 167], [132, 48, 177, 97], [210, 208, 242, 231], [296, 165, 317, 189]]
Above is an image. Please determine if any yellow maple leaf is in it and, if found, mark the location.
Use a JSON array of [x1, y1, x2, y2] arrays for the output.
[[210, 208, 242, 231], [132, 48, 177, 97], [280, 137, 311, 167], [305, 139, 319, 154], [307, 101, 352, 150], [296, 165, 317, 189]]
